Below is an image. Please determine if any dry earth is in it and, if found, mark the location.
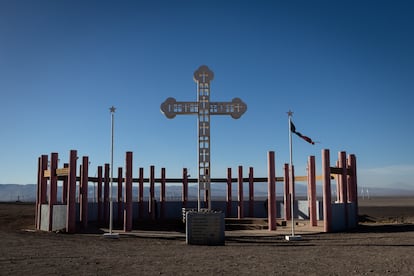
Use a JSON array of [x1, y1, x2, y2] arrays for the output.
[[1, 197, 413, 275]]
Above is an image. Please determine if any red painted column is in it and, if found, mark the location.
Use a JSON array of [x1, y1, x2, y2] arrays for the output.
[[62, 163, 69, 204], [322, 149, 332, 233], [36, 157, 41, 229], [267, 151, 277, 231], [124, 152, 133, 232], [339, 151, 348, 228], [66, 150, 77, 233], [348, 154, 358, 222], [308, 156, 317, 226], [226, 168, 232, 217], [283, 163, 290, 220], [138, 167, 144, 219], [78, 164, 82, 203], [336, 160, 341, 202], [39, 155, 49, 227], [237, 166, 244, 219], [48, 153, 58, 231], [97, 166, 103, 225], [348, 155, 357, 202], [79, 156, 89, 229], [36, 155, 48, 230], [248, 167, 254, 217], [160, 168, 166, 219], [40, 155, 48, 206], [182, 168, 188, 209], [346, 160, 353, 204], [103, 163, 110, 225], [117, 167, 123, 227], [38, 155, 49, 229], [50, 153, 58, 205], [149, 165, 155, 220]]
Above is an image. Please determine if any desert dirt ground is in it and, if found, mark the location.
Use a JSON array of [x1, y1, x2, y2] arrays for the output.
[[1, 197, 413, 275]]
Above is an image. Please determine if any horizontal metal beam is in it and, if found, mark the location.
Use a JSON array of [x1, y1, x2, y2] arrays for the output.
[[330, 167, 353, 175], [54, 175, 327, 183], [43, 168, 69, 178]]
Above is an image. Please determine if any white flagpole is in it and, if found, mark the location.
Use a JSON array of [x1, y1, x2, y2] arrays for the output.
[[286, 110, 301, 241], [289, 112, 295, 236], [104, 106, 119, 238]]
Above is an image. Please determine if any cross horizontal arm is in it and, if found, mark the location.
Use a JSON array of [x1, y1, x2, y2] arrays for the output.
[[161, 97, 247, 119], [160, 97, 198, 119], [210, 98, 247, 119]]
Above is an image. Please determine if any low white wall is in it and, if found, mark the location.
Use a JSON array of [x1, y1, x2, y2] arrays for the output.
[[40, 204, 67, 232]]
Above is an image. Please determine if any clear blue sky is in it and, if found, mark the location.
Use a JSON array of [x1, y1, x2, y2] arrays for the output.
[[1, 0, 413, 191]]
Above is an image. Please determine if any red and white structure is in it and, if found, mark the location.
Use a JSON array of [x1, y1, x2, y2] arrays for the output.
[[35, 149, 357, 234], [35, 65, 357, 234]]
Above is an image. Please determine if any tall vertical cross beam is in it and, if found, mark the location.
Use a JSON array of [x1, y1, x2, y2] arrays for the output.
[[161, 65, 247, 210]]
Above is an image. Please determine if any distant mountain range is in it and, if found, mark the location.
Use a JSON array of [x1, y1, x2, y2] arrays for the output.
[[1, 183, 413, 202]]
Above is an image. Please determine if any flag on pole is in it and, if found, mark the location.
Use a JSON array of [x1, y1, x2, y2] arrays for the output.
[[290, 121, 315, 145]]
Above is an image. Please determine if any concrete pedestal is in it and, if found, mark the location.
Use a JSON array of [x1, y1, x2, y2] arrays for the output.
[[285, 235, 302, 241]]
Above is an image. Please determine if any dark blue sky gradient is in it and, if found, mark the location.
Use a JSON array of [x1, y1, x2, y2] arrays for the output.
[[0, 0, 413, 190]]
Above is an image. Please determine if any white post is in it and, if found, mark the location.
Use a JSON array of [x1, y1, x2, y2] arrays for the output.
[[289, 113, 295, 236], [286, 110, 301, 241], [104, 106, 119, 238]]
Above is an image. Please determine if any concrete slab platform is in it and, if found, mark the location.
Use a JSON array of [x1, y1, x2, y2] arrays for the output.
[[99, 220, 325, 240]]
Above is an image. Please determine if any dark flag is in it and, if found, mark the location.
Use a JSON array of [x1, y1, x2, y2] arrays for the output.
[[290, 121, 315, 145]]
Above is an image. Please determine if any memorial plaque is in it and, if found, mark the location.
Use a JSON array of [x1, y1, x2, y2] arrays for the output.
[[186, 211, 225, 245]]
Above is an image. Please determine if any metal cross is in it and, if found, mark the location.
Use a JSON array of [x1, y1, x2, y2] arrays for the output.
[[161, 65, 247, 210]]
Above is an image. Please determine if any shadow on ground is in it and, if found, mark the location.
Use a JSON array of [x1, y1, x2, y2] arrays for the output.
[[352, 222, 414, 234]]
